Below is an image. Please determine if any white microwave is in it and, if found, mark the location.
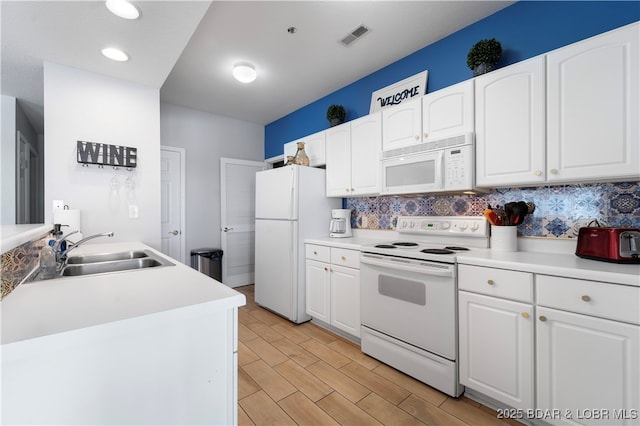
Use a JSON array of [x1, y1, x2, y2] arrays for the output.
[[380, 133, 476, 195]]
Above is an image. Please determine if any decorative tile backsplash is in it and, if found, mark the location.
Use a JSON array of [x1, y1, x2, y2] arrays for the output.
[[1, 233, 50, 299], [346, 182, 640, 238]]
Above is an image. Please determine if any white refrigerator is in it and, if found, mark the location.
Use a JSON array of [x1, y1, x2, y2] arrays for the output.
[[254, 165, 341, 323]]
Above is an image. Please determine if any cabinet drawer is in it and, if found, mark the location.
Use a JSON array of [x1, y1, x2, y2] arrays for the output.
[[330, 248, 360, 269], [537, 275, 640, 325], [305, 244, 330, 263], [458, 264, 533, 303]]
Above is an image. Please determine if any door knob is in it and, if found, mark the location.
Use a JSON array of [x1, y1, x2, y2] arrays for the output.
[[168, 230, 179, 235], [223, 227, 234, 232]]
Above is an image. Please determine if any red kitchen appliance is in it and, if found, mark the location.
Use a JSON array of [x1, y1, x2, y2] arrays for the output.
[[576, 227, 640, 263]]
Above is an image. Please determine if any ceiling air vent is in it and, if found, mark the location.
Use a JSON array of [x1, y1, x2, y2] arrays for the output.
[[340, 25, 369, 46]]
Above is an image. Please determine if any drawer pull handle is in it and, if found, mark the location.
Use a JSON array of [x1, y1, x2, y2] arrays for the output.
[[539, 315, 547, 322], [581, 295, 591, 302], [487, 279, 495, 285], [521, 312, 529, 319], [341, 256, 346, 261]]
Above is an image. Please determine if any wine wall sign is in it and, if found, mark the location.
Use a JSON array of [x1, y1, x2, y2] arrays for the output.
[[77, 140, 137, 169]]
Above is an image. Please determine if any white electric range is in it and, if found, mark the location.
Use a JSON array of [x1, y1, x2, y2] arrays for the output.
[[359, 216, 489, 397]]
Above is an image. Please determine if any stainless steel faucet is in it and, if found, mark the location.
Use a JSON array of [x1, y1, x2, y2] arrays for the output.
[[55, 232, 114, 265]]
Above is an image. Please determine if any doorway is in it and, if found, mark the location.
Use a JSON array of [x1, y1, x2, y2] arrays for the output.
[[160, 146, 186, 263]]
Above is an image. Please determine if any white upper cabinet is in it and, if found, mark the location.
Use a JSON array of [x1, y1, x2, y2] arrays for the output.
[[381, 97, 422, 152], [546, 22, 639, 183], [422, 80, 474, 142], [475, 56, 547, 187], [326, 112, 381, 197], [284, 130, 326, 167]]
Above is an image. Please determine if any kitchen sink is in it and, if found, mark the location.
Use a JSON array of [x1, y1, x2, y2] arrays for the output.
[[66, 250, 149, 264], [60, 257, 171, 276]]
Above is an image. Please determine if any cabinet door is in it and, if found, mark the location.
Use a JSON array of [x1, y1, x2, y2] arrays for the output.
[[350, 112, 381, 196], [325, 122, 352, 197], [331, 264, 360, 338], [422, 80, 474, 141], [459, 291, 534, 410], [547, 23, 639, 183], [299, 130, 326, 167], [536, 306, 640, 426], [305, 259, 330, 322], [475, 56, 546, 187], [381, 97, 422, 152]]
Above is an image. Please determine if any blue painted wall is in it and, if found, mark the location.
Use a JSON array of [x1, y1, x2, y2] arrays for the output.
[[264, 1, 639, 159]]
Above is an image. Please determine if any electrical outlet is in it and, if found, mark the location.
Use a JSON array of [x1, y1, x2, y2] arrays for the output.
[[128, 205, 139, 219], [53, 200, 64, 211]]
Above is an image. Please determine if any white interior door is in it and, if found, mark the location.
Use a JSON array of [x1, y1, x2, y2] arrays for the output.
[[220, 158, 266, 287], [160, 146, 185, 263]]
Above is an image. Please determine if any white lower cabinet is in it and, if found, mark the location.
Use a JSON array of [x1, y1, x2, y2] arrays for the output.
[[459, 263, 640, 426], [536, 275, 640, 426], [305, 244, 360, 338], [458, 265, 534, 410]]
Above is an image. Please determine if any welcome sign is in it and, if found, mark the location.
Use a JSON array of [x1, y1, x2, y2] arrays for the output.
[[369, 70, 428, 113], [77, 140, 137, 168]]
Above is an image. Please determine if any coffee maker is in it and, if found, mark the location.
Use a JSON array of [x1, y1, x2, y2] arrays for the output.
[[329, 209, 352, 238]]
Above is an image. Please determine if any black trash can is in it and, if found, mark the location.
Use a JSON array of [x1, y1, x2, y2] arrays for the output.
[[190, 248, 223, 282]]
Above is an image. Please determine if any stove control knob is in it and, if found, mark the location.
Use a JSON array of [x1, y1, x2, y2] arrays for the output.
[[409, 222, 415, 228], [459, 222, 468, 231], [401, 221, 408, 228], [441, 222, 450, 230], [470, 222, 480, 231]]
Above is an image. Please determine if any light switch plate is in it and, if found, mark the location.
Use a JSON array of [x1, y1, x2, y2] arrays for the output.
[[53, 200, 64, 211], [128, 205, 139, 219]]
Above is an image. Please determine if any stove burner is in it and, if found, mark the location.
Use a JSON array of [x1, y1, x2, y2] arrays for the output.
[[444, 246, 470, 251], [392, 242, 419, 247], [420, 248, 454, 254], [375, 244, 397, 249]]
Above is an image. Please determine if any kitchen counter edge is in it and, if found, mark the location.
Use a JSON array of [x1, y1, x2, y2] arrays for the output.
[[1, 241, 246, 345]]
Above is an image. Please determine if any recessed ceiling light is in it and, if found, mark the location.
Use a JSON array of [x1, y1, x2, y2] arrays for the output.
[[233, 63, 257, 83], [105, 0, 140, 20], [102, 47, 129, 62]]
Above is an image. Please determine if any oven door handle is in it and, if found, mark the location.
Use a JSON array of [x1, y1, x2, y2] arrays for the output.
[[360, 254, 454, 277]]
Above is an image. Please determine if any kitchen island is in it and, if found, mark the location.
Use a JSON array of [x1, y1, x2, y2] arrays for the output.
[[1, 241, 245, 425]]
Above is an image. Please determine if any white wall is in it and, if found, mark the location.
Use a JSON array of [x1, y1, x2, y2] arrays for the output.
[[1, 95, 17, 225], [160, 103, 264, 260], [44, 62, 161, 249]]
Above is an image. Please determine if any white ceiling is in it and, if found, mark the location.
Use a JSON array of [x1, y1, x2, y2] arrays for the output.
[[1, 1, 514, 133]]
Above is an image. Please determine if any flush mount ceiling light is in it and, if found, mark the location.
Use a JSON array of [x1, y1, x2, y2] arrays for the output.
[[102, 47, 129, 62], [233, 63, 257, 83], [105, 0, 140, 19]]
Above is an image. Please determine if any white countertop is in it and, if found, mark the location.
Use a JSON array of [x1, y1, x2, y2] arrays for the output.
[[1, 242, 246, 345], [1, 224, 52, 253], [305, 233, 640, 287]]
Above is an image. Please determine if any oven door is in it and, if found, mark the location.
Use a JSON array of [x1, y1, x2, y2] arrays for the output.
[[381, 150, 443, 195], [360, 253, 456, 360]]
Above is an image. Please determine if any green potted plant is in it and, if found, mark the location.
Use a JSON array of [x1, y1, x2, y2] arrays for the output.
[[467, 38, 502, 76], [326, 104, 346, 127]]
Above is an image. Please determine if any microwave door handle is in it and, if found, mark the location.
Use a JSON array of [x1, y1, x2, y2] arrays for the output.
[[360, 254, 454, 277]]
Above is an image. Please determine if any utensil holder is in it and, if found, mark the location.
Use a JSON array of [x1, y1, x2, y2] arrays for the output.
[[491, 226, 518, 252]]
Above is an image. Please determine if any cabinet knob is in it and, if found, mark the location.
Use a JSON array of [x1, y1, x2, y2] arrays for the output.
[[581, 295, 591, 302], [330, 268, 334, 273], [415, 135, 420, 140], [539, 315, 547, 322], [521, 312, 529, 319], [345, 188, 350, 192], [351, 188, 355, 192], [324, 267, 328, 271], [341, 256, 346, 261], [314, 251, 318, 255], [423, 132, 428, 138], [534, 170, 542, 176], [487, 279, 495, 285], [550, 169, 558, 174]]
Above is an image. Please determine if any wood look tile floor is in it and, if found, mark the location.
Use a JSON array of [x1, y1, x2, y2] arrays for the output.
[[236, 285, 517, 426]]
